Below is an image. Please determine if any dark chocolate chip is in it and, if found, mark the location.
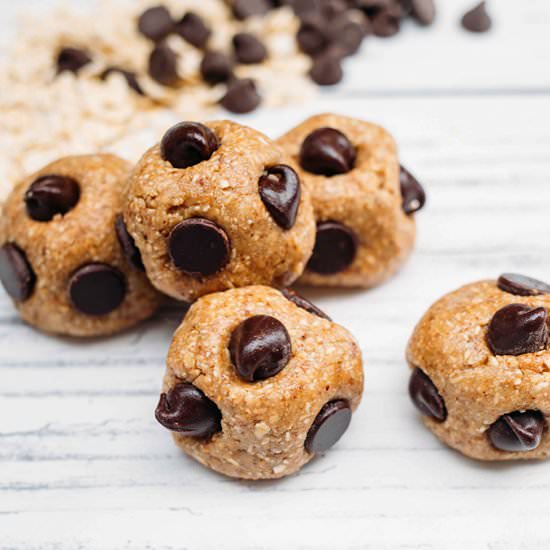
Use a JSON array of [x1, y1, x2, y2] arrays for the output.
[[399, 165, 426, 215], [461, 1, 491, 33], [200, 51, 234, 85], [259, 164, 301, 230], [137, 6, 174, 42], [487, 304, 548, 356], [497, 274, 550, 297], [168, 218, 230, 277], [232, 33, 268, 64], [408, 367, 447, 422], [320, 0, 349, 19], [220, 78, 261, 114], [305, 400, 352, 453], [175, 12, 211, 49], [232, 0, 273, 20], [328, 14, 366, 56], [160, 122, 219, 169], [24, 175, 80, 222], [299, 127, 356, 176], [0, 243, 36, 302], [307, 221, 358, 274], [410, 0, 435, 25], [155, 382, 222, 438], [280, 288, 331, 320], [115, 215, 145, 271], [68, 263, 126, 316], [229, 315, 292, 382], [297, 17, 329, 56], [56, 47, 92, 75], [293, 0, 319, 18], [100, 66, 144, 95], [371, 6, 401, 37], [148, 44, 180, 87], [309, 50, 344, 86], [488, 410, 545, 452]]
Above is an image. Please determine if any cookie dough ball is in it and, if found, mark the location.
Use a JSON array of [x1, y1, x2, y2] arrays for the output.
[[407, 274, 550, 460], [154, 285, 363, 479], [0, 154, 161, 337], [124, 121, 316, 301], [277, 113, 425, 288]]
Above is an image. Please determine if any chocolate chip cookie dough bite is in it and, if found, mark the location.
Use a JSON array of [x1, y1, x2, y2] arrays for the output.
[[407, 274, 550, 460], [0, 154, 161, 337], [277, 113, 425, 288], [124, 120, 316, 302], [154, 285, 363, 479]]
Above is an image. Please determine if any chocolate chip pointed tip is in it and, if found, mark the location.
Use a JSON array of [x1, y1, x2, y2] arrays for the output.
[[488, 410, 545, 452], [24, 174, 80, 222], [497, 274, 550, 297], [0, 243, 36, 302], [259, 164, 301, 230], [161, 121, 219, 169], [305, 400, 352, 453], [408, 367, 447, 422]]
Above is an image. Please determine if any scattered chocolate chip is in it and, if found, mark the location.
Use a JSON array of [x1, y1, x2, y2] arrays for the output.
[[310, 48, 344, 85], [408, 367, 447, 422], [175, 12, 211, 49], [461, 1, 491, 33], [168, 218, 230, 277], [220, 78, 261, 114], [297, 16, 329, 56], [0, 243, 36, 302], [293, 0, 320, 19], [487, 304, 548, 356], [231, 0, 272, 20], [280, 288, 331, 320], [410, 0, 435, 25], [497, 274, 550, 297], [305, 400, 352, 453], [400, 165, 426, 215], [68, 263, 126, 316], [115, 215, 145, 271], [56, 47, 92, 75], [148, 44, 180, 87], [299, 127, 356, 175], [307, 221, 358, 274], [160, 121, 219, 169], [488, 410, 545, 452], [200, 51, 234, 85], [259, 164, 301, 230], [370, 6, 402, 37], [233, 33, 268, 64], [137, 6, 174, 42], [320, 0, 349, 19], [328, 14, 366, 56], [24, 175, 80, 222], [100, 66, 144, 95], [155, 382, 222, 437]]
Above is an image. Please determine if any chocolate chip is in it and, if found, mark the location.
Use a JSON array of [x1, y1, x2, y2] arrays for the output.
[[487, 304, 548, 356], [160, 122, 219, 169], [408, 367, 447, 422], [299, 127, 356, 176], [100, 66, 144, 95], [231, 0, 272, 20], [168, 218, 230, 277], [297, 17, 329, 56], [497, 274, 550, 297], [488, 410, 545, 452], [115, 215, 145, 271], [280, 288, 331, 320], [155, 382, 222, 438], [305, 400, 352, 453], [307, 221, 358, 274], [461, 1, 491, 33], [320, 0, 349, 19], [68, 263, 126, 316], [175, 12, 211, 49], [293, 0, 320, 18], [56, 47, 92, 75], [148, 44, 180, 87], [410, 0, 435, 25], [400, 165, 426, 215], [220, 78, 261, 114], [328, 14, 366, 56], [200, 51, 234, 85], [232, 33, 268, 64], [0, 243, 36, 302], [259, 164, 301, 230], [24, 175, 80, 222], [137, 6, 174, 42], [309, 50, 344, 86], [371, 6, 402, 37]]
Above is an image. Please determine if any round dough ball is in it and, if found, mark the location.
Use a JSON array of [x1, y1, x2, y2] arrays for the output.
[[407, 274, 550, 460], [0, 154, 161, 337], [155, 285, 363, 479], [124, 120, 316, 301]]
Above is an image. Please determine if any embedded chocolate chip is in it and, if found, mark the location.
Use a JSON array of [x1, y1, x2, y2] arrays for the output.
[[56, 47, 92, 75], [148, 44, 180, 87], [68, 263, 126, 316], [232, 0, 272, 20], [259, 164, 301, 230], [115, 215, 145, 271], [24, 175, 80, 222], [220, 78, 261, 114], [155, 382, 222, 438], [299, 127, 356, 176], [400, 165, 426, 215], [497, 274, 550, 297], [487, 304, 548, 356], [309, 50, 344, 86], [100, 66, 144, 95], [0, 243, 36, 302], [371, 6, 401, 37], [280, 288, 331, 320], [229, 315, 292, 382], [200, 51, 234, 85], [461, 1, 491, 33], [175, 12, 211, 49], [488, 410, 545, 452], [160, 122, 219, 169], [408, 367, 447, 422], [168, 218, 230, 277], [137, 6, 174, 42], [411, 0, 436, 25], [305, 400, 352, 453], [307, 221, 358, 274], [296, 17, 329, 56], [233, 33, 268, 64]]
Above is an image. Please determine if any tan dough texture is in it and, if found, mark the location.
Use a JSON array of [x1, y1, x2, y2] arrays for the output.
[[160, 285, 364, 479], [0, 154, 161, 337], [407, 280, 550, 460], [124, 120, 316, 302], [277, 113, 416, 288]]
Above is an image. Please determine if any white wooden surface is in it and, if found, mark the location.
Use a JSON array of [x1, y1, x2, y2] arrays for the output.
[[2, 1, 550, 548]]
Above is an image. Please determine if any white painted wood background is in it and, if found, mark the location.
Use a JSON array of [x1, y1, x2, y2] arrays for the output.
[[1, 0, 550, 548]]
